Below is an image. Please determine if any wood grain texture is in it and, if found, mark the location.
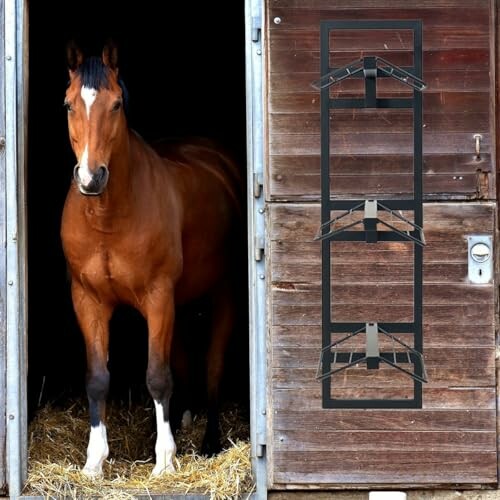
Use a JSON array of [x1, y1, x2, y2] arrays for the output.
[[268, 8, 489, 31], [270, 0, 490, 10], [270, 49, 489, 75], [267, 202, 496, 487], [272, 325, 494, 348], [270, 91, 489, 113], [266, 2, 495, 201], [272, 451, 497, 484], [269, 154, 492, 201], [270, 28, 489, 51]]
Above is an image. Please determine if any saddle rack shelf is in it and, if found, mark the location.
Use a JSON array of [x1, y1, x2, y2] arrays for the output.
[[316, 20, 427, 409], [316, 323, 428, 385]]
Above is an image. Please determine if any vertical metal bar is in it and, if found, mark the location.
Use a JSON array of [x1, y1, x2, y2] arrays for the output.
[[366, 322, 380, 369], [5, 0, 27, 495], [0, 0, 6, 490], [363, 57, 378, 108], [413, 21, 423, 407], [245, 0, 267, 497], [413, 22, 423, 215], [320, 20, 333, 406]]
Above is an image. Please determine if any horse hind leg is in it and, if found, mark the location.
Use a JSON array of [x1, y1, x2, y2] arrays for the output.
[[201, 280, 236, 456], [169, 321, 195, 433]]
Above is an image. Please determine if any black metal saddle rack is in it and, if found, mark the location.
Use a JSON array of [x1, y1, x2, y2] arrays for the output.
[[313, 20, 428, 409]]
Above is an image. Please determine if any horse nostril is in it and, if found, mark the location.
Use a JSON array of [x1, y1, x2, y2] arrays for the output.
[[96, 166, 108, 183]]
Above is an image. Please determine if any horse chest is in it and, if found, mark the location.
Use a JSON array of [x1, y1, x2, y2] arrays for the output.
[[77, 243, 151, 303]]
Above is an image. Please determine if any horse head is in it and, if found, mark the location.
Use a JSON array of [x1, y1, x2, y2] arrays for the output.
[[65, 41, 128, 196]]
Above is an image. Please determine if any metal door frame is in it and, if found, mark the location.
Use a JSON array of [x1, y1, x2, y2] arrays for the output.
[[4, 0, 28, 497], [245, 0, 267, 497]]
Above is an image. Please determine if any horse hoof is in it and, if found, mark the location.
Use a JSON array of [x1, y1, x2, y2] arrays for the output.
[[81, 466, 103, 478], [151, 462, 175, 477], [200, 437, 221, 457], [181, 410, 193, 429]]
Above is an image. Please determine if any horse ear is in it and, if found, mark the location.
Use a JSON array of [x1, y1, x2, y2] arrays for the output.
[[102, 40, 119, 72], [66, 40, 83, 77]]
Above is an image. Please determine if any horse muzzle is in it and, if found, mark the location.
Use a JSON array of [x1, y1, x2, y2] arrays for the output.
[[73, 165, 109, 196]]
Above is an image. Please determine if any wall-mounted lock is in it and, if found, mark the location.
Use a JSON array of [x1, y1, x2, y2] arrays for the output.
[[468, 235, 493, 284]]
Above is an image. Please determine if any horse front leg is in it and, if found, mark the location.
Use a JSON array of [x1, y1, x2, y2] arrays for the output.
[[71, 281, 113, 477], [143, 285, 177, 476]]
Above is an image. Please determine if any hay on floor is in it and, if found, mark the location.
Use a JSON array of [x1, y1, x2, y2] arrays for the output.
[[24, 399, 254, 499]]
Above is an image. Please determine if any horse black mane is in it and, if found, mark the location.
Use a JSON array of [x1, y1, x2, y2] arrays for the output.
[[74, 56, 129, 113]]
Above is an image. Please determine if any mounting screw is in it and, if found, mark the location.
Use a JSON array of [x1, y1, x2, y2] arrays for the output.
[[8, 414, 14, 420], [6, 55, 11, 61], [0, 137, 5, 150], [8, 280, 13, 286], [256, 49, 262, 55], [259, 274, 265, 280], [273, 17, 282, 24]]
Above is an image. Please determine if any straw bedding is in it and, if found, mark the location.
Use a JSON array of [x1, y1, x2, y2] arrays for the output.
[[24, 399, 253, 499]]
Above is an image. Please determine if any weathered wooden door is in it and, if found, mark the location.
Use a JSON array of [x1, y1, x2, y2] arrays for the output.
[[266, 0, 497, 488]]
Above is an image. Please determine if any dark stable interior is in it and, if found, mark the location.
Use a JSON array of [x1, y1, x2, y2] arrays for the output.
[[27, 1, 249, 429]]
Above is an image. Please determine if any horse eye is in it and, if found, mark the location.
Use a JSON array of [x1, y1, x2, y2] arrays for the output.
[[64, 101, 73, 112], [111, 100, 122, 112]]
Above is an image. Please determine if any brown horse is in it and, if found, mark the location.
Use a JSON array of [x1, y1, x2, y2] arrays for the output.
[[60, 41, 244, 476]]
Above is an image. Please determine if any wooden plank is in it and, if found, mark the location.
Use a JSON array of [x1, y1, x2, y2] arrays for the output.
[[270, 0, 490, 10], [269, 91, 490, 113], [272, 409, 496, 431], [272, 364, 494, 387], [269, 132, 492, 156], [272, 262, 469, 284], [272, 388, 496, 410], [270, 173, 481, 200], [268, 155, 492, 201], [272, 347, 494, 369], [273, 430, 496, 453], [270, 28, 490, 51], [271, 325, 495, 348], [270, 112, 490, 134], [268, 8, 489, 31], [272, 303, 493, 325], [271, 284, 493, 305], [268, 203, 495, 241], [272, 451, 497, 484], [270, 49, 489, 75], [269, 154, 492, 176], [270, 240, 474, 264]]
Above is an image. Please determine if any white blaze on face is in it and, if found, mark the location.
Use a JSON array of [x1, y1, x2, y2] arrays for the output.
[[78, 145, 93, 186], [151, 400, 176, 476], [81, 85, 97, 118], [82, 422, 109, 477], [78, 86, 98, 187]]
